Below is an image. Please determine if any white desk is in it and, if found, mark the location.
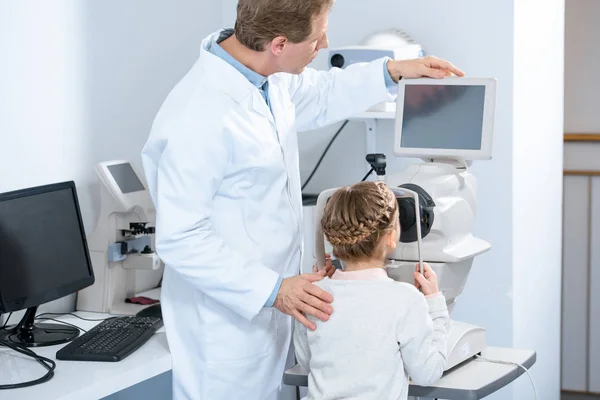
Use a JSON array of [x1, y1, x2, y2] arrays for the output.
[[0, 313, 171, 400]]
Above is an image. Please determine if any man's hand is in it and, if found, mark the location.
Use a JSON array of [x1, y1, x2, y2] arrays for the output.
[[387, 56, 465, 83], [274, 272, 334, 331], [312, 253, 336, 278]]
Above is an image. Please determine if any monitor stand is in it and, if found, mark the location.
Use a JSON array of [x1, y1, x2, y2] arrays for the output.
[[1, 306, 79, 347]]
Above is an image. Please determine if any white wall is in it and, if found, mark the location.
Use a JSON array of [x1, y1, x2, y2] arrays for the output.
[[0, 1, 87, 315], [0, 0, 221, 232], [80, 0, 222, 232], [513, 2, 564, 400], [564, 0, 600, 133], [0, 0, 221, 313], [0, 1, 86, 201]]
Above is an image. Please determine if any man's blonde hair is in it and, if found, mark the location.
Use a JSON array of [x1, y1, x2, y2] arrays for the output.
[[234, 0, 334, 52], [321, 182, 399, 263]]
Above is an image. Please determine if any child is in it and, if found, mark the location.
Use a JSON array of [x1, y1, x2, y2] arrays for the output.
[[294, 181, 450, 400]]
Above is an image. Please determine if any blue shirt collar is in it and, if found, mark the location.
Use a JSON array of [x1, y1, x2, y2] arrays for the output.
[[208, 32, 268, 90]]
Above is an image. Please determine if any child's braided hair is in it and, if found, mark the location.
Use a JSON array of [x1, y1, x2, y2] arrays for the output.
[[321, 181, 399, 262]]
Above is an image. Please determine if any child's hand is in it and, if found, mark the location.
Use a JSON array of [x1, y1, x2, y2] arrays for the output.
[[413, 263, 439, 296], [312, 253, 336, 278]]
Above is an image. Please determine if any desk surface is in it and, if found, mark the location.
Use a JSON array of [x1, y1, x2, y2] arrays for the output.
[[284, 347, 536, 400], [0, 313, 171, 400]]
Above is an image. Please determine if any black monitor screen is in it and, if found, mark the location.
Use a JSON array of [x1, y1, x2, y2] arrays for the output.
[[0, 182, 94, 313], [401, 84, 486, 150]]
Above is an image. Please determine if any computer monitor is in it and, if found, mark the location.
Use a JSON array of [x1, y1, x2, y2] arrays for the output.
[[0, 181, 94, 347], [394, 77, 497, 161]]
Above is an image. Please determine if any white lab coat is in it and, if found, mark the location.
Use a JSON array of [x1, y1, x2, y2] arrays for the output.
[[141, 30, 394, 400]]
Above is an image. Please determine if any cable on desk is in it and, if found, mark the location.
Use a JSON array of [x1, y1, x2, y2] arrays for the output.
[[34, 317, 87, 333], [0, 337, 56, 390], [0, 312, 96, 390], [36, 312, 112, 322], [3, 312, 109, 333], [475, 355, 538, 400]]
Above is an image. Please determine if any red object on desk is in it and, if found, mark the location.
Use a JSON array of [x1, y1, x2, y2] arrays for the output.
[[126, 297, 159, 305]]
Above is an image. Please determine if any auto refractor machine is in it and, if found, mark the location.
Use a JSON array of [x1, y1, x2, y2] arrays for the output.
[[76, 161, 164, 316], [314, 76, 497, 370]]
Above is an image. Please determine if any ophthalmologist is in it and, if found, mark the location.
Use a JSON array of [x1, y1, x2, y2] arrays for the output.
[[141, 0, 464, 399]]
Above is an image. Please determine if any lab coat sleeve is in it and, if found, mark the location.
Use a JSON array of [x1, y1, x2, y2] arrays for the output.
[[287, 58, 396, 132], [397, 290, 450, 386], [293, 319, 311, 372], [153, 115, 280, 321]]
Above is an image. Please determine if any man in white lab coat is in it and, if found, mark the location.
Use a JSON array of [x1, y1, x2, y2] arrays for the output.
[[141, 0, 464, 399]]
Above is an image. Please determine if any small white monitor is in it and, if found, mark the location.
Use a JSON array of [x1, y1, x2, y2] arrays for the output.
[[96, 161, 148, 214], [394, 77, 496, 160]]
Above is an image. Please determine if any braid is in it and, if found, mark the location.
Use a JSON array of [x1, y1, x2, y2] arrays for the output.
[[373, 182, 395, 228], [321, 182, 398, 261], [322, 220, 373, 246]]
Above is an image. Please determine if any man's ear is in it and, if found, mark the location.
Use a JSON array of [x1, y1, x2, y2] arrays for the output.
[[270, 36, 287, 55]]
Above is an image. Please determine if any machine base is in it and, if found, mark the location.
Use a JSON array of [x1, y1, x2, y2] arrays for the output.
[[446, 320, 486, 370]]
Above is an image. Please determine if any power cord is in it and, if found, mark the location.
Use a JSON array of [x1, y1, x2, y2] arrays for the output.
[[301, 120, 349, 191], [34, 317, 87, 333], [361, 168, 374, 182], [2, 312, 100, 334], [0, 315, 56, 390], [1, 313, 12, 330], [36, 312, 112, 322], [475, 355, 538, 400], [0, 312, 98, 390], [132, 208, 144, 222], [0, 338, 56, 389]]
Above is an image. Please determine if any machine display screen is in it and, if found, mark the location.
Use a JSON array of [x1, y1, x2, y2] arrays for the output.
[[400, 85, 486, 150], [107, 163, 145, 194]]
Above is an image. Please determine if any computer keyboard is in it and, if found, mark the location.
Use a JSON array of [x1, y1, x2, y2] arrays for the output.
[[56, 316, 163, 362]]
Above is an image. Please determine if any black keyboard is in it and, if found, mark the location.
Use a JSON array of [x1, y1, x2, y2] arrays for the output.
[[56, 316, 163, 362]]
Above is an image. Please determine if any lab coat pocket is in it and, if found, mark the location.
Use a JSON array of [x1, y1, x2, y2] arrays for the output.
[[208, 308, 276, 362]]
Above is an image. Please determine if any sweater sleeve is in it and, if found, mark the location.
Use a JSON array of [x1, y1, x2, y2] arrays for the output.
[[396, 289, 450, 386]]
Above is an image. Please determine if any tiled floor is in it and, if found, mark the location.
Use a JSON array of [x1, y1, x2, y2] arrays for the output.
[[562, 392, 600, 400]]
